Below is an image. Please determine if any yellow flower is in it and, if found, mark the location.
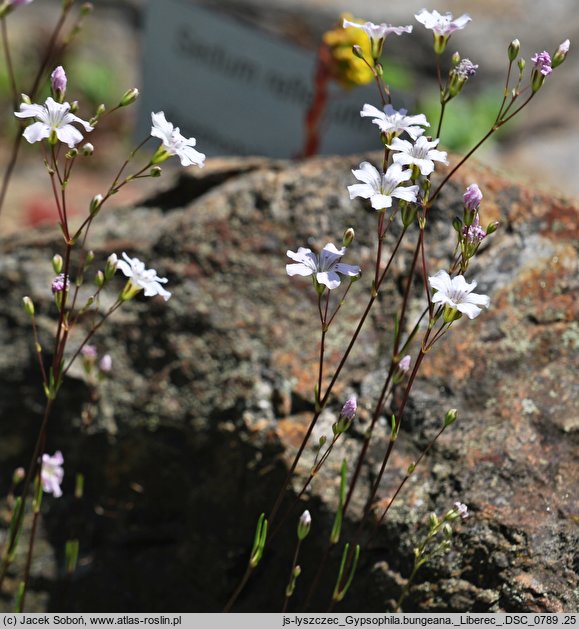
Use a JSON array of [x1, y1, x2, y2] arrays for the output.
[[322, 13, 374, 88]]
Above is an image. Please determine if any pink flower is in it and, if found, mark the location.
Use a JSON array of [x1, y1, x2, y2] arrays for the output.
[[340, 395, 357, 421], [531, 51, 552, 76], [415, 9, 471, 36]]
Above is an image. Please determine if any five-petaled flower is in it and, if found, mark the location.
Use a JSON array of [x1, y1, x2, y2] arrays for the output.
[[388, 136, 448, 176], [150, 111, 205, 168], [360, 104, 429, 140], [41, 451, 64, 498], [414, 9, 471, 36], [14, 97, 93, 147], [429, 270, 490, 320], [348, 161, 419, 210], [286, 243, 360, 290], [415, 9, 471, 53], [342, 18, 412, 45], [116, 252, 171, 301]]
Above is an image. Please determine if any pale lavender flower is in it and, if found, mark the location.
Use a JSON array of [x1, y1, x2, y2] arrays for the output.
[[454, 502, 469, 519], [150, 111, 205, 167], [348, 161, 419, 210], [360, 104, 429, 140], [429, 270, 490, 320], [51, 273, 69, 294], [80, 344, 97, 359], [116, 252, 171, 301], [463, 183, 482, 210], [41, 451, 64, 498], [14, 97, 93, 147], [531, 51, 552, 76], [342, 18, 413, 43], [415, 9, 471, 36], [340, 395, 357, 421], [9, 0, 34, 5], [286, 243, 360, 290], [463, 215, 487, 244], [454, 58, 478, 78], [50, 66, 67, 95], [398, 354, 411, 373], [99, 354, 112, 373], [388, 136, 448, 176]]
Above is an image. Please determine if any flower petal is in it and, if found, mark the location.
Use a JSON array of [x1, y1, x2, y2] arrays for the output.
[[316, 271, 341, 290], [22, 122, 50, 144]]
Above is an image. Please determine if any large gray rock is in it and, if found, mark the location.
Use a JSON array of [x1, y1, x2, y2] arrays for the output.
[[0, 153, 577, 612]]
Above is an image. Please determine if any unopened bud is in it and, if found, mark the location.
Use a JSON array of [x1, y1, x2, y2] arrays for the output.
[[22, 296, 35, 317], [119, 88, 139, 107], [95, 270, 105, 287], [105, 253, 118, 280], [444, 408, 458, 427], [20, 93, 32, 105], [352, 45, 364, 59], [66, 148, 78, 159], [96, 103, 105, 117], [150, 166, 162, 177], [80, 2, 93, 16], [451, 51, 461, 65], [50, 66, 67, 102], [442, 523, 453, 539], [13, 467, 25, 485], [52, 254, 63, 274], [508, 39, 520, 62], [297, 510, 312, 540], [452, 217, 463, 233], [70, 100, 79, 113], [552, 39, 570, 68], [517, 58, 526, 74], [86, 250, 94, 265], [342, 227, 355, 248], [90, 194, 103, 215], [82, 143, 94, 156], [428, 512, 439, 529], [486, 220, 499, 235]]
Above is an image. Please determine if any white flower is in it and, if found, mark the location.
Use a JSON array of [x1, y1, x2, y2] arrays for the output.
[[360, 104, 429, 140], [429, 270, 490, 320], [388, 136, 448, 176], [348, 161, 419, 210], [150, 111, 205, 167], [454, 502, 469, 519], [116, 252, 171, 301], [286, 243, 360, 290], [415, 9, 471, 36], [342, 18, 412, 43], [14, 97, 93, 147], [41, 451, 64, 498]]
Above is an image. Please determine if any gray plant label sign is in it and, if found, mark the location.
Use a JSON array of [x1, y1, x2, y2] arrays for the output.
[[139, 0, 378, 157]]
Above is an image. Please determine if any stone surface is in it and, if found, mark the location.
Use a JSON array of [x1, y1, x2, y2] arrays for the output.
[[0, 153, 577, 612]]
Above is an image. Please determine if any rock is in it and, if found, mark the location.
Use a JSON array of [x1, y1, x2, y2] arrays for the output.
[[0, 153, 577, 612]]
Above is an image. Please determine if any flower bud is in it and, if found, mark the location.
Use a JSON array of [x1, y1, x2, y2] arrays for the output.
[[99, 354, 112, 373], [82, 143, 94, 156], [342, 227, 355, 248], [340, 395, 357, 421], [150, 166, 162, 177], [297, 510, 312, 540], [463, 183, 482, 211], [50, 66, 67, 102], [96, 103, 106, 117], [20, 93, 32, 105], [517, 58, 526, 73], [65, 148, 78, 159], [508, 39, 520, 62], [70, 100, 79, 113], [13, 467, 26, 485], [452, 217, 463, 233], [428, 512, 439, 529], [52, 273, 69, 294], [119, 88, 139, 107], [86, 250, 94, 265], [90, 194, 103, 216], [80, 2, 93, 16], [451, 51, 461, 65], [22, 296, 35, 316], [352, 44, 364, 59], [105, 253, 118, 281], [95, 270, 105, 287], [444, 408, 458, 427], [442, 523, 453, 539], [486, 220, 499, 235], [552, 39, 570, 69], [52, 254, 63, 274]]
